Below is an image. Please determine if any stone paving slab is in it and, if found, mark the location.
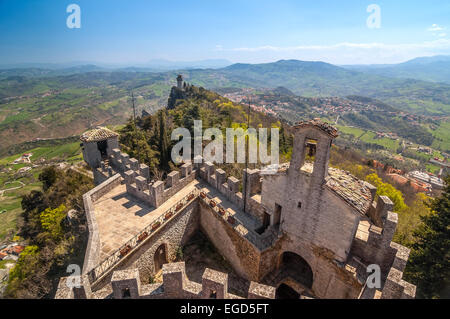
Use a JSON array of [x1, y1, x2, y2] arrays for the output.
[[93, 180, 200, 262]]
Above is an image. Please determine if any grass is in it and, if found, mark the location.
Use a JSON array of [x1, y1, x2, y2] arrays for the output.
[[0, 174, 43, 241], [426, 163, 441, 174], [431, 120, 450, 153], [0, 140, 84, 242], [336, 125, 365, 137], [0, 142, 82, 166], [337, 125, 401, 152]]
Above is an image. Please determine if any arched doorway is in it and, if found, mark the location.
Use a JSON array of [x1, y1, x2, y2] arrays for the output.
[[97, 140, 108, 159], [278, 252, 313, 289], [276, 284, 300, 299], [154, 244, 168, 273]]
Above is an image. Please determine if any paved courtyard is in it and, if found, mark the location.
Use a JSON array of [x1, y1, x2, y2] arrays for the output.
[[93, 180, 199, 261]]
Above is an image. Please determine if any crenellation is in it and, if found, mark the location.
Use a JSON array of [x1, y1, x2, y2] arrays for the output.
[[71, 120, 417, 300], [111, 268, 141, 299], [205, 161, 215, 180], [201, 268, 228, 299], [162, 262, 188, 298], [227, 176, 240, 194], [129, 158, 140, 171], [167, 171, 180, 188], [369, 195, 394, 227], [151, 181, 165, 207], [244, 168, 262, 196], [248, 281, 276, 299], [124, 170, 135, 184], [58, 262, 274, 299], [390, 242, 410, 272], [140, 163, 150, 180], [215, 169, 227, 189], [382, 211, 398, 244], [381, 267, 412, 299], [135, 175, 148, 192]]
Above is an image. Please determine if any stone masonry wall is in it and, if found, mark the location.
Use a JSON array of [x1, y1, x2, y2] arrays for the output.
[[198, 200, 261, 282], [56, 262, 276, 300]]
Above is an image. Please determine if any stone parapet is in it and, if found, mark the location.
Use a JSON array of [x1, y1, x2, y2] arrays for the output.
[[56, 262, 275, 299]]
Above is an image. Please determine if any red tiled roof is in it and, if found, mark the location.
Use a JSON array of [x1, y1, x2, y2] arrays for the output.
[[12, 246, 25, 254]]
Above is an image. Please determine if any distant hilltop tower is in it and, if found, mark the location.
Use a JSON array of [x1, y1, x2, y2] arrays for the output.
[[177, 74, 183, 89]]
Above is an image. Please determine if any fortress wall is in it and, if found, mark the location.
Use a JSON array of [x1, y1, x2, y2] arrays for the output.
[[93, 168, 110, 185], [196, 160, 265, 224], [121, 162, 196, 208], [95, 200, 200, 287], [162, 167, 197, 203], [82, 174, 123, 274], [351, 209, 401, 274], [198, 200, 261, 282], [57, 262, 275, 300]]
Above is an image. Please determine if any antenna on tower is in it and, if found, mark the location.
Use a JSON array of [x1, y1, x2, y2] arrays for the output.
[[131, 90, 142, 161], [243, 94, 251, 214]]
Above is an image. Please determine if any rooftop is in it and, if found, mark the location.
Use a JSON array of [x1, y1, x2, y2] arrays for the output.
[[80, 126, 119, 143], [276, 162, 373, 215], [294, 119, 339, 138]]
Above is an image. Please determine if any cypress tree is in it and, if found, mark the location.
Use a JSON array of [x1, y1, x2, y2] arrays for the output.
[[406, 175, 450, 298]]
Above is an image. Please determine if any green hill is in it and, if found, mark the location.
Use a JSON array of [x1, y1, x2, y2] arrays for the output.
[[344, 56, 450, 84]]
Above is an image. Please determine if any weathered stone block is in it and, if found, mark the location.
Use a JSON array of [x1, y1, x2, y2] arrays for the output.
[[167, 171, 180, 188], [129, 158, 140, 171], [248, 282, 275, 299], [201, 268, 228, 299], [162, 262, 187, 298], [111, 269, 141, 299], [135, 176, 148, 192]]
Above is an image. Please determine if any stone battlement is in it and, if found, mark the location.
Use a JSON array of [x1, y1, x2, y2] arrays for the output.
[[96, 148, 197, 209], [56, 262, 275, 299], [74, 119, 417, 299]]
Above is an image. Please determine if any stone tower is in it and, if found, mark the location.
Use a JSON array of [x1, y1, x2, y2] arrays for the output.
[[80, 126, 119, 169], [177, 74, 183, 89]]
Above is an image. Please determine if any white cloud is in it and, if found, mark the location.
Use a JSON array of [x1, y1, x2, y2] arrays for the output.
[[428, 24, 444, 32], [216, 39, 450, 65], [226, 39, 450, 53], [439, 33, 447, 38]]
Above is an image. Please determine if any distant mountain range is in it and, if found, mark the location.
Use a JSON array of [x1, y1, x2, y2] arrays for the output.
[[0, 59, 233, 74], [1, 57, 450, 116], [342, 55, 450, 84]]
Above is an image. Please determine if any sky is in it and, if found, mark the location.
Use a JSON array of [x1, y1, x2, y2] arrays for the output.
[[0, 0, 450, 66]]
